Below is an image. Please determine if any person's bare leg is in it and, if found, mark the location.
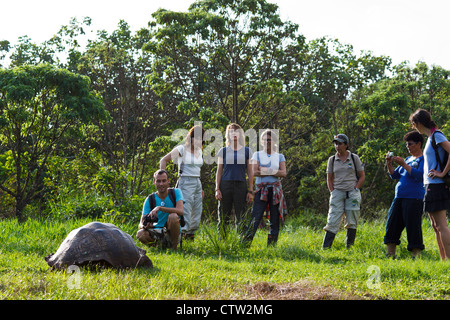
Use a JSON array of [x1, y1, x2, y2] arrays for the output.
[[386, 243, 396, 258], [428, 211, 450, 260], [167, 213, 181, 250], [136, 228, 152, 244], [411, 248, 421, 258]]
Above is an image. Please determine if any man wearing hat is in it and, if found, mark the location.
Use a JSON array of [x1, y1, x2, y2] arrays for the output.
[[323, 134, 365, 249]]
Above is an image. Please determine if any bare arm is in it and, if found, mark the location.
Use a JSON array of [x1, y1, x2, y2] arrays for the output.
[[161, 200, 184, 216], [256, 161, 286, 177], [327, 173, 334, 192], [251, 159, 261, 177], [355, 170, 365, 189], [246, 160, 254, 202], [139, 200, 184, 230], [160, 147, 181, 169], [431, 140, 450, 178], [273, 161, 286, 177], [215, 157, 224, 200], [247, 160, 254, 192]]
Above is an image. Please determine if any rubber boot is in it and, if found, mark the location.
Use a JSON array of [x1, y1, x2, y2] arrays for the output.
[[322, 231, 336, 249], [346, 228, 357, 248], [267, 234, 278, 247]]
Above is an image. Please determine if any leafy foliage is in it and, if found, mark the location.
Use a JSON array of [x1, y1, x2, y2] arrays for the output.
[[0, 0, 449, 222], [0, 64, 106, 220]]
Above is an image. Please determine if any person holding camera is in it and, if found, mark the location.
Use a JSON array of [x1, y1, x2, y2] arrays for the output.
[[323, 134, 365, 249], [384, 131, 425, 259], [136, 169, 184, 250]]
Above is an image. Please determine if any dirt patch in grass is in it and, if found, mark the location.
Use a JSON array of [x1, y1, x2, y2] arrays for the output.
[[243, 280, 365, 300]]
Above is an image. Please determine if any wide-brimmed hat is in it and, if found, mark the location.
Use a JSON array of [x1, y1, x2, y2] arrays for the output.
[[333, 134, 349, 144]]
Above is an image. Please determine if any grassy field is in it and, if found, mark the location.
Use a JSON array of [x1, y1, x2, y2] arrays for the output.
[[1, 215, 450, 300]]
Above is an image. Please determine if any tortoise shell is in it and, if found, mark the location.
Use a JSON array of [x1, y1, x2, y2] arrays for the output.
[[45, 222, 152, 269]]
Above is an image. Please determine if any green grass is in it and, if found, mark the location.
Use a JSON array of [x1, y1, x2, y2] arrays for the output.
[[1, 216, 450, 300]]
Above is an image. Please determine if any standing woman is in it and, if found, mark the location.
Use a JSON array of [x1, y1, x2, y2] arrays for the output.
[[160, 125, 205, 240], [384, 131, 425, 259], [215, 123, 253, 238], [409, 109, 450, 260], [241, 129, 287, 247], [323, 134, 365, 249]]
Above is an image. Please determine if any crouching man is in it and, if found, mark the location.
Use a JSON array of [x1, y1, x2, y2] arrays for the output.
[[137, 169, 185, 250]]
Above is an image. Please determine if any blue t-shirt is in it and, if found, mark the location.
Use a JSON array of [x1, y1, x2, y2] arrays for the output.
[[252, 151, 286, 184], [423, 131, 448, 185], [218, 146, 251, 181], [390, 155, 424, 199], [141, 188, 184, 229]]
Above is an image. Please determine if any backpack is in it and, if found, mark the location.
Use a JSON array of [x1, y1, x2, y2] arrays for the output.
[[431, 130, 450, 186], [148, 188, 185, 227]]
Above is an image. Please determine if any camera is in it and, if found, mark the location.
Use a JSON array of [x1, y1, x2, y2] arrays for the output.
[[143, 214, 158, 226], [387, 152, 394, 158]]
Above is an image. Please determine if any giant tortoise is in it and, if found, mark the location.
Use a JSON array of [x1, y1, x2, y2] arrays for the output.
[[45, 222, 153, 269]]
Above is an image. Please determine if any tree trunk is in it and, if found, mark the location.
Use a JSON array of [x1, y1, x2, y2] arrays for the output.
[[15, 197, 26, 223], [232, 59, 238, 124]]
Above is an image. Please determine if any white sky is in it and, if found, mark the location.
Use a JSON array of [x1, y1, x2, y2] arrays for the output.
[[1, 0, 449, 69]]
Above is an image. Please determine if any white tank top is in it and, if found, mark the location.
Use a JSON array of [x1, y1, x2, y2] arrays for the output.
[[176, 145, 203, 177]]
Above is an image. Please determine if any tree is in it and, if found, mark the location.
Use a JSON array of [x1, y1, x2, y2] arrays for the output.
[[0, 64, 106, 221], [146, 0, 304, 125], [76, 21, 173, 201], [299, 37, 391, 133], [348, 62, 450, 211], [0, 17, 93, 70]]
